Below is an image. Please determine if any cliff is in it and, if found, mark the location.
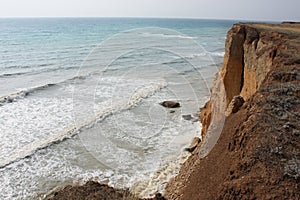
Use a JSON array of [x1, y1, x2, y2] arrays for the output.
[[165, 22, 300, 199]]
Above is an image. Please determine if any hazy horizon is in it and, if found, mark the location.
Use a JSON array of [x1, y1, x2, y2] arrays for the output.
[[0, 0, 299, 21]]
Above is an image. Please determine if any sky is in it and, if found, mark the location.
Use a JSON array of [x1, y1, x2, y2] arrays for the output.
[[0, 0, 299, 21]]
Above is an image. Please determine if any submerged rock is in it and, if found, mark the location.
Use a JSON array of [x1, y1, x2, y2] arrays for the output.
[[182, 114, 193, 121], [159, 101, 180, 108]]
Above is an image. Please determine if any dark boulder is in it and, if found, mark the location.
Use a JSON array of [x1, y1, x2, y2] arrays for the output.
[[159, 101, 180, 108]]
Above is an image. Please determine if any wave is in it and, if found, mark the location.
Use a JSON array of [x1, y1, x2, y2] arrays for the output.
[[0, 64, 72, 78], [1, 65, 31, 70], [162, 59, 186, 65], [37, 65, 79, 74], [184, 51, 225, 59], [210, 51, 225, 57], [0, 74, 89, 104], [0, 83, 57, 104], [141, 32, 197, 40], [0, 71, 29, 78], [183, 53, 207, 59], [158, 51, 225, 69], [162, 53, 212, 65], [0, 80, 167, 169]]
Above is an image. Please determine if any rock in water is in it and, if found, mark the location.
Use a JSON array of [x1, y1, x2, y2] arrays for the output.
[[185, 137, 201, 152], [159, 101, 180, 108], [182, 114, 193, 121]]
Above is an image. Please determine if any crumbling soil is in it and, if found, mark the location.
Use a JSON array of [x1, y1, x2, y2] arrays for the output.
[[165, 22, 300, 200]]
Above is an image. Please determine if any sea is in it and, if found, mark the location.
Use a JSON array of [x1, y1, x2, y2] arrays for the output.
[[0, 18, 235, 199]]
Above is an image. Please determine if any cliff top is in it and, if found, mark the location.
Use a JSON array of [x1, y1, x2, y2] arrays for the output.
[[240, 22, 300, 33]]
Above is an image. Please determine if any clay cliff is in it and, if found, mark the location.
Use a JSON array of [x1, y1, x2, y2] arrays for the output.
[[166, 22, 300, 199]]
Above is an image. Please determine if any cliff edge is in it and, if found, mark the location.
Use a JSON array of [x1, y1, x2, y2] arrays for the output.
[[165, 22, 300, 199]]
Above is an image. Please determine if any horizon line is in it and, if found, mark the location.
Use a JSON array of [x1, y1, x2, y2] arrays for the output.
[[0, 16, 285, 23]]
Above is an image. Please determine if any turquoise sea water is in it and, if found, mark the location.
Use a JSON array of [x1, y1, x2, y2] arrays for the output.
[[0, 18, 234, 199]]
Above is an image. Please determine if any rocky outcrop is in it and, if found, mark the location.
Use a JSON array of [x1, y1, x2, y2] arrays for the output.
[[165, 22, 300, 199], [184, 137, 201, 152], [199, 101, 211, 136], [46, 181, 166, 200], [225, 95, 244, 116]]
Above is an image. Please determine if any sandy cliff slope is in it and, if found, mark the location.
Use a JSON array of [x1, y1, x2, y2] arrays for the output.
[[165, 22, 300, 200]]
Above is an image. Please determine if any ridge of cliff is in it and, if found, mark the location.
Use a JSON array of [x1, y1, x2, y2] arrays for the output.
[[165, 22, 300, 199]]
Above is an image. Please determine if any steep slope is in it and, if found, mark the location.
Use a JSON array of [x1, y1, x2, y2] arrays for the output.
[[165, 22, 300, 200]]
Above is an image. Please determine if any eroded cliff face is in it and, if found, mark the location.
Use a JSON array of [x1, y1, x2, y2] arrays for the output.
[[201, 22, 300, 137], [166, 22, 300, 200]]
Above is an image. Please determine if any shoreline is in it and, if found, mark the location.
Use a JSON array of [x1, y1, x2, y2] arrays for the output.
[[44, 22, 300, 199]]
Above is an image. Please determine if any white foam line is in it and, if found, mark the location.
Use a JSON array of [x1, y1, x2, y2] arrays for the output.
[[130, 151, 191, 198], [141, 32, 197, 40], [0, 74, 88, 104]]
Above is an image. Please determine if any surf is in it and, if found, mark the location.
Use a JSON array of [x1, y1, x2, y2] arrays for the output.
[[0, 80, 167, 169]]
